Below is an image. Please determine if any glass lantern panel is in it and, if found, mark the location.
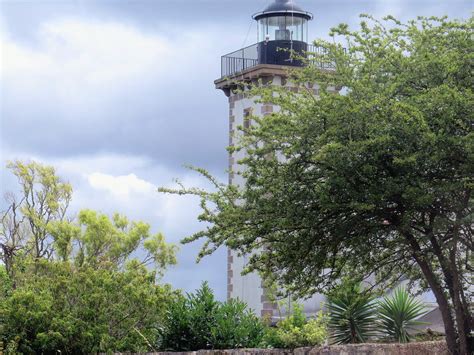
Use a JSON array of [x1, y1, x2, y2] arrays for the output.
[[290, 17, 308, 42], [258, 16, 308, 42], [258, 18, 267, 42], [303, 18, 309, 42]]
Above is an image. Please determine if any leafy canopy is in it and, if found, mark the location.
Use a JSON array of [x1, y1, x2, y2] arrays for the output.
[[0, 261, 175, 354]]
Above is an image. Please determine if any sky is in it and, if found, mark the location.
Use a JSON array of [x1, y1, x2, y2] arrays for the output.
[[0, 0, 471, 300]]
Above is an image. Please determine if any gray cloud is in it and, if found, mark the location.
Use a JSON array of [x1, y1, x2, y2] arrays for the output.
[[1, 18, 231, 170], [1, 0, 472, 299], [2, 0, 469, 170]]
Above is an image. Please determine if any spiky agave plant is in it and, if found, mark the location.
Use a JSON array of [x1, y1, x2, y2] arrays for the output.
[[378, 287, 427, 343], [327, 283, 377, 344]]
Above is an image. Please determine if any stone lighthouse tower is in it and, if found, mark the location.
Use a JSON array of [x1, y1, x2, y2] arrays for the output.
[[215, 0, 325, 319]]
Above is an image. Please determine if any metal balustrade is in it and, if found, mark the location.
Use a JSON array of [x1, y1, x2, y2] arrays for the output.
[[220, 43, 337, 78]]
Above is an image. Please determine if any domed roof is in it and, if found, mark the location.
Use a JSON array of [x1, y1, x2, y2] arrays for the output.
[[253, 0, 313, 20]]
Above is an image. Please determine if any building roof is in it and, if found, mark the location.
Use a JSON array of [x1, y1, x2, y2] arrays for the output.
[[253, 0, 313, 21]]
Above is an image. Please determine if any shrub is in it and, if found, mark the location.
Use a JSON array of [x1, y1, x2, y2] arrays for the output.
[[0, 261, 174, 354], [263, 304, 328, 348], [326, 282, 377, 344], [378, 287, 427, 343], [160, 282, 265, 350], [210, 299, 266, 348]]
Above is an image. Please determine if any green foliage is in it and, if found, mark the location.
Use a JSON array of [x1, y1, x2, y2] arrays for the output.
[[1, 161, 73, 283], [263, 304, 328, 348], [160, 282, 265, 350], [378, 287, 427, 343], [0, 260, 176, 354], [48, 209, 178, 275], [1, 161, 177, 277], [327, 283, 376, 344], [0, 161, 178, 354], [161, 15, 473, 354], [210, 299, 266, 349], [0, 265, 11, 297]]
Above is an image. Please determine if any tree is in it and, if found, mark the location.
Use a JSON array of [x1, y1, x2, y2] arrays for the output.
[[0, 161, 178, 353], [160, 16, 473, 354], [48, 209, 177, 275], [1, 161, 72, 281], [1, 161, 177, 276]]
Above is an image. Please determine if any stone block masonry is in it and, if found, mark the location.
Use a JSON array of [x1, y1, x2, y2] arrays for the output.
[[112, 341, 448, 355]]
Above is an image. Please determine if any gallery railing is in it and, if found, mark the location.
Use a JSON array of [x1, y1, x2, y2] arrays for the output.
[[220, 43, 336, 78]]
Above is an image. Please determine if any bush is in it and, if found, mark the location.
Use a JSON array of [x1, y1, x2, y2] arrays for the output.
[[210, 299, 266, 349], [262, 304, 328, 348], [160, 282, 265, 350], [0, 261, 174, 354]]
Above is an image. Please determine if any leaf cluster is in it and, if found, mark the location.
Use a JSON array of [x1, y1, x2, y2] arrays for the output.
[[327, 282, 377, 344], [378, 287, 428, 343]]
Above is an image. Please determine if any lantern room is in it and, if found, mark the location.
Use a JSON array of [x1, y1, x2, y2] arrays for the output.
[[217, 0, 318, 81], [254, 0, 312, 43], [253, 0, 313, 67]]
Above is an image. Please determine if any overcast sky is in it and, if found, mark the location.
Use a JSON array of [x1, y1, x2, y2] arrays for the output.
[[0, 0, 471, 300]]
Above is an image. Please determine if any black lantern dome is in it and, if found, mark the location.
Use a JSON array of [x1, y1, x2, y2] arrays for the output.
[[253, 0, 313, 21], [252, 0, 313, 67]]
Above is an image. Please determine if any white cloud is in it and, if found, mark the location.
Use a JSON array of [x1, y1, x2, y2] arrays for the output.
[[1, 19, 170, 95], [87, 172, 155, 199]]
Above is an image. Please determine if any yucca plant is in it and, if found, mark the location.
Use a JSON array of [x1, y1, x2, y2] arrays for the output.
[[327, 282, 377, 344], [378, 287, 427, 343]]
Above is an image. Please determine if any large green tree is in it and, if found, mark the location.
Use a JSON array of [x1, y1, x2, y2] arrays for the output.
[[0, 161, 178, 353], [161, 16, 473, 354]]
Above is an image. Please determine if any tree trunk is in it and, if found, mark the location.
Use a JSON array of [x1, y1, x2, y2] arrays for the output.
[[403, 231, 460, 354], [450, 251, 471, 355], [428, 233, 471, 354], [415, 257, 459, 354]]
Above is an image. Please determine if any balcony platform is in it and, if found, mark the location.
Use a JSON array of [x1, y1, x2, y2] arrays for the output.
[[215, 42, 337, 96], [214, 64, 290, 96]]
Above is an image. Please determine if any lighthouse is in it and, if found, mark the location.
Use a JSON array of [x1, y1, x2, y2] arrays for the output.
[[215, 0, 326, 319], [214, 0, 445, 329]]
